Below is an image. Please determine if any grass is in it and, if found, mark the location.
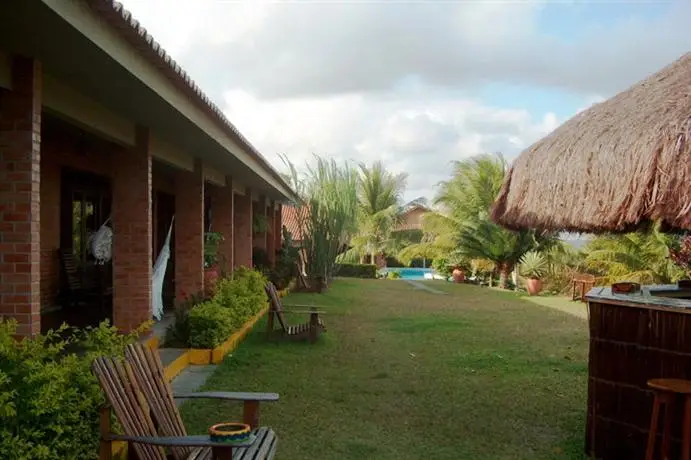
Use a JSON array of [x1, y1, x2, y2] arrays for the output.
[[180, 278, 589, 460]]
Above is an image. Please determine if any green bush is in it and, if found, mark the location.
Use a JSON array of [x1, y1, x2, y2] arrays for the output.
[[0, 319, 144, 459], [186, 267, 269, 348], [188, 301, 235, 348], [335, 263, 377, 278], [387, 271, 402, 279]]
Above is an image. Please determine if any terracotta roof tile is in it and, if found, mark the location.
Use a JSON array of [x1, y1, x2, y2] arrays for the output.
[[87, 0, 296, 201]]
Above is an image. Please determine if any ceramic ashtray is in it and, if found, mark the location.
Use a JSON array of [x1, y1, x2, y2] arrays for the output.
[[209, 422, 251, 443]]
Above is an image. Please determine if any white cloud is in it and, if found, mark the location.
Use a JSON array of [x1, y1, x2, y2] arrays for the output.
[[118, 0, 690, 201], [222, 89, 560, 200]]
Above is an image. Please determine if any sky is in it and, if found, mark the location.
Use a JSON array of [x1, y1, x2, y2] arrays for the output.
[[120, 0, 691, 202]]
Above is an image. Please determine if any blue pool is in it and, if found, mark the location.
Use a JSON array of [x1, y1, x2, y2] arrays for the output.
[[382, 267, 434, 280]]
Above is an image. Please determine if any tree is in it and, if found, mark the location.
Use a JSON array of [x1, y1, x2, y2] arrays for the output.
[[584, 226, 684, 284], [434, 153, 556, 288], [347, 162, 408, 264]]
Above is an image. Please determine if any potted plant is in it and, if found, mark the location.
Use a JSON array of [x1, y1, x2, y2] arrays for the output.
[[204, 232, 224, 296], [519, 251, 547, 296], [451, 265, 465, 283]]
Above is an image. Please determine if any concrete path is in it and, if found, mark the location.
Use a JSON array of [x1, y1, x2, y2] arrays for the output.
[[405, 280, 447, 295], [171, 365, 217, 406]]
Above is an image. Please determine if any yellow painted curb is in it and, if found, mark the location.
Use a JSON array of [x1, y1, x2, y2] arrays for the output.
[[163, 350, 190, 382], [112, 440, 127, 460], [144, 335, 160, 350], [211, 306, 268, 364], [189, 348, 212, 365], [159, 307, 268, 378]]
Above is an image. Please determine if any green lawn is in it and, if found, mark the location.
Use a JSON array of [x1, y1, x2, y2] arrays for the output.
[[180, 279, 589, 460]]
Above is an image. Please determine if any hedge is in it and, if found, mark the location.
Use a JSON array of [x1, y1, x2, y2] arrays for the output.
[[0, 320, 145, 459], [184, 267, 269, 349], [335, 263, 377, 279]]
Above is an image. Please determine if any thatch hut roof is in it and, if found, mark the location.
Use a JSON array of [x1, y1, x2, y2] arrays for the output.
[[491, 52, 691, 233]]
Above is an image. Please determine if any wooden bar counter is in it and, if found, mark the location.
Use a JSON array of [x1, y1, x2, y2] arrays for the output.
[[586, 285, 691, 459]]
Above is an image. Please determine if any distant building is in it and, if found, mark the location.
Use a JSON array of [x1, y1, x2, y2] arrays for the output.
[[396, 200, 430, 232]]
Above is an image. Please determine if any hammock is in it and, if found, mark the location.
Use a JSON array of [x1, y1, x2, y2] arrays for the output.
[[152, 216, 174, 321], [89, 217, 113, 264]]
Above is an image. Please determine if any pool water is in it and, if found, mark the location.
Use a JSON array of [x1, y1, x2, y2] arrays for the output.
[[383, 268, 433, 280]]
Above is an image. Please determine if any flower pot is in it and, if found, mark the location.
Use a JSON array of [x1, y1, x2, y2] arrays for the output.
[[526, 278, 542, 296], [452, 268, 465, 283]]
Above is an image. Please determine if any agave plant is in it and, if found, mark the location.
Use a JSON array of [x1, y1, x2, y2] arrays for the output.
[[520, 251, 548, 280]]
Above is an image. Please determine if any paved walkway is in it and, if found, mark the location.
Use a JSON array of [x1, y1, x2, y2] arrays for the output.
[[171, 365, 217, 406], [405, 280, 447, 295]]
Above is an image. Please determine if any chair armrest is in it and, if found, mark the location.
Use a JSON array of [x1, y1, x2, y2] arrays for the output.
[[173, 391, 279, 402], [282, 304, 325, 311], [107, 433, 255, 448]]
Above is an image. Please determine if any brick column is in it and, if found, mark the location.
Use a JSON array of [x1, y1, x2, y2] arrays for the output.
[[112, 126, 152, 332], [175, 161, 204, 297], [233, 191, 252, 268], [209, 177, 234, 274], [275, 204, 283, 252], [266, 202, 276, 267], [0, 56, 42, 337]]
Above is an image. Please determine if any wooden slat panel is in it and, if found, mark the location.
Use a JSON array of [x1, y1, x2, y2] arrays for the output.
[[126, 344, 192, 460], [92, 357, 166, 460]]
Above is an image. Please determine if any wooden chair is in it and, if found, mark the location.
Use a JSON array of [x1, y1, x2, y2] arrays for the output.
[[264, 282, 325, 344], [92, 344, 279, 460], [571, 273, 596, 302]]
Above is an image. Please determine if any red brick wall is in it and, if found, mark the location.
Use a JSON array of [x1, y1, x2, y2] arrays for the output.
[[0, 57, 42, 337], [233, 191, 252, 268], [266, 202, 276, 266], [111, 126, 152, 332], [175, 160, 204, 297], [209, 179, 234, 273]]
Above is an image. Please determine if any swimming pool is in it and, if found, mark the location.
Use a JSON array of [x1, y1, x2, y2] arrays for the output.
[[382, 267, 434, 280]]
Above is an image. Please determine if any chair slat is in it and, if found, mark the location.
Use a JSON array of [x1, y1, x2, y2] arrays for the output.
[[126, 344, 193, 460], [92, 357, 166, 460]]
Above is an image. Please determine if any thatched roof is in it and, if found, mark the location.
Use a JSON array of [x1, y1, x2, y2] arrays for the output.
[[491, 52, 691, 233]]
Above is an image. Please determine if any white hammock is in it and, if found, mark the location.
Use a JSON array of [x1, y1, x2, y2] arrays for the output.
[[152, 216, 174, 321], [89, 217, 113, 264]]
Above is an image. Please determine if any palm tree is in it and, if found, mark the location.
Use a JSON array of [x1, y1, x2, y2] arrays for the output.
[[434, 153, 556, 288], [349, 162, 408, 264], [584, 227, 684, 284]]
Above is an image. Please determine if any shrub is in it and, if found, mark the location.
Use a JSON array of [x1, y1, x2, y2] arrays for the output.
[[0, 319, 145, 459], [335, 263, 377, 278], [188, 301, 235, 349], [164, 290, 209, 348], [387, 271, 402, 279], [185, 267, 269, 348], [519, 251, 548, 280]]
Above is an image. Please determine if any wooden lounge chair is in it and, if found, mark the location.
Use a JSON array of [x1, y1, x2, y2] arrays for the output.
[[92, 343, 279, 460], [264, 282, 326, 344]]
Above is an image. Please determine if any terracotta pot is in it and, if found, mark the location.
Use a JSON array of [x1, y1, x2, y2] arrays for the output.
[[526, 278, 542, 296], [452, 268, 465, 283]]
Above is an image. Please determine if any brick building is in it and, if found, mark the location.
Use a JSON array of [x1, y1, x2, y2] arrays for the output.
[[0, 1, 297, 336]]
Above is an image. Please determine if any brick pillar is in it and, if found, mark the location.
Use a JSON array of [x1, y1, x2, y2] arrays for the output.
[[266, 202, 276, 267], [175, 160, 204, 297], [233, 191, 252, 268], [0, 56, 41, 337], [112, 126, 152, 332], [209, 177, 234, 274], [275, 204, 283, 252]]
